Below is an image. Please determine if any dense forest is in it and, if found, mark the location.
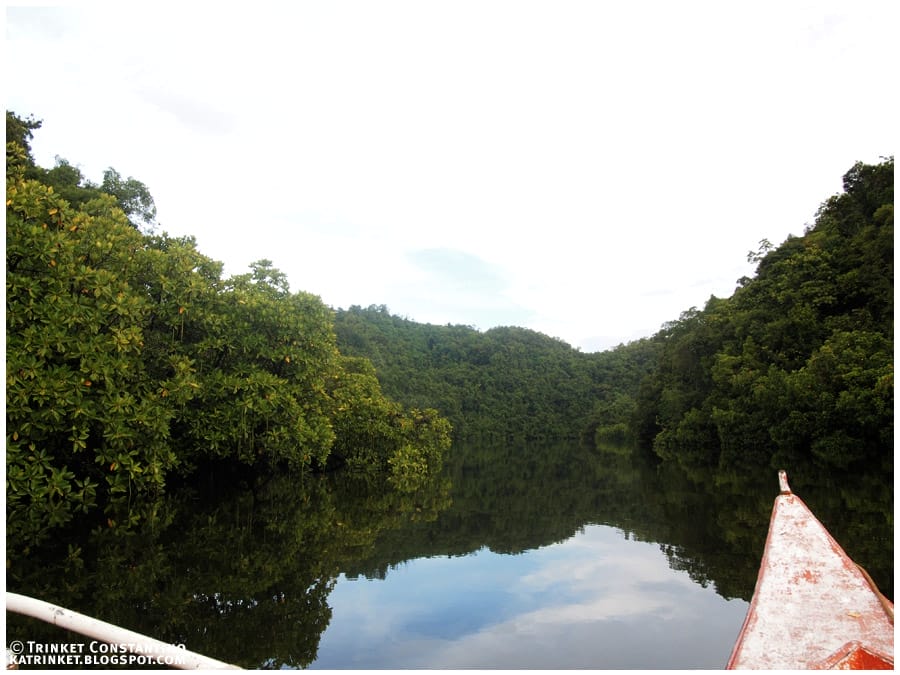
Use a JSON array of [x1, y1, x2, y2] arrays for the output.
[[5, 108, 892, 550], [334, 158, 893, 475], [633, 158, 893, 473], [6, 112, 452, 547], [334, 308, 659, 441], [5, 110, 892, 667]]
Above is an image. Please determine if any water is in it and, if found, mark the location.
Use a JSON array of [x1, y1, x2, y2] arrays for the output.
[[311, 527, 748, 669], [6, 439, 892, 669], [307, 441, 758, 669]]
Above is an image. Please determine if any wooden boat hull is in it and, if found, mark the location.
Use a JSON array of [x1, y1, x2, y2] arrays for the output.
[[727, 472, 893, 670]]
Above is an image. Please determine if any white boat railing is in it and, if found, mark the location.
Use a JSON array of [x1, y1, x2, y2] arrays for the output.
[[5, 592, 240, 669]]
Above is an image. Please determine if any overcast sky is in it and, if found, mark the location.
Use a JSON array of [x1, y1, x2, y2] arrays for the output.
[[5, 2, 896, 351]]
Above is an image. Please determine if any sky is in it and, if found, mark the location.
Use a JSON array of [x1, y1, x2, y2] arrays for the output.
[[311, 525, 748, 668], [5, 2, 896, 351]]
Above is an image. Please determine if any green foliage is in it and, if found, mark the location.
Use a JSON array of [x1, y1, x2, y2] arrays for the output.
[[592, 393, 636, 444], [6, 110, 41, 162], [172, 263, 344, 471], [8, 110, 889, 552], [7, 111, 156, 230], [6, 469, 453, 669], [7, 437, 893, 669], [328, 355, 451, 491], [6, 117, 452, 543], [99, 167, 157, 229], [780, 331, 892, 468], [6, 173, 175, 541], [334, 306, 658, 442], [632, 158, 893, 471], [343, 438, 892, 603], [36, 157, 104, 215]]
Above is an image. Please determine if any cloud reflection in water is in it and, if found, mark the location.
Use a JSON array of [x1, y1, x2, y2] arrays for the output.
[[310, 524, 748, 669]]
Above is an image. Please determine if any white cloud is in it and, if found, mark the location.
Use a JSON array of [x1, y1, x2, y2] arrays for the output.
[[312, 525, 747, 668], [6, 1, 896, 350]]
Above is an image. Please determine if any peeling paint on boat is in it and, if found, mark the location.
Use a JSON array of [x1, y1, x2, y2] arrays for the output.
[[727, 472, 893, 670]]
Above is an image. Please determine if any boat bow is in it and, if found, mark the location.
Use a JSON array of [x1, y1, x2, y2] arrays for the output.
[[727, 471, 893, 669]]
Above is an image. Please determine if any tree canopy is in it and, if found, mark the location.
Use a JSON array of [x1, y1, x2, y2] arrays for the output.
[[6, 111, 157, 230], [333, 158, 893, 476], [6, 108, 891, 544], [333, 305, 658, 442], [6, 112, 451, 546], [632, 157, 893, 472]]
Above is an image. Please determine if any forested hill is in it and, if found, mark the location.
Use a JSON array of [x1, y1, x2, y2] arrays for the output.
[[8, 103, 891, 524], [333, 307, 660, 441], [6, 111, 452, 546], [633, 157, 893, 471], [335, 158, 893, 471]]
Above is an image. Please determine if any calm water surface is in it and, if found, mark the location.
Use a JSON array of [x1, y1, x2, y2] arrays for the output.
[[311, 526, 748, 669], [6, 439, 892, 669]]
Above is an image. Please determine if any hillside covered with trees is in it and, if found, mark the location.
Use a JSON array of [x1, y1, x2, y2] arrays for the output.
[[333, 308, 659, 441], [6, 112, 452, 546], [334, 157, 893, 474], [6, 108, 892, 549], [632, 157, 893, 473]]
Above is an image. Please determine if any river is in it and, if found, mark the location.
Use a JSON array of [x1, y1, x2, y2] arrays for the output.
[[5, 439, 893, 669], [310, 524, 748, 668]]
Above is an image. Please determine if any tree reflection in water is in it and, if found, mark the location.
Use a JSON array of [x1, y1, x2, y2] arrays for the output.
[[6, 467, 451, 669], [6, 440, 891, 669]]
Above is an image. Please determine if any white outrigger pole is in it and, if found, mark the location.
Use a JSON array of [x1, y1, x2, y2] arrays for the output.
[[6, 592, 240, 669]]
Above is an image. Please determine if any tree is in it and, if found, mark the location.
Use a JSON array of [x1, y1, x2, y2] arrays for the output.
[[172, 263, 343, 471], [6, 110, 41, 163], [100, 167, 157, 230], [7, 111, 158, 230], [6, 161, 176, 542], [7, 118, 453, 544], [632, 158, 893, 470]]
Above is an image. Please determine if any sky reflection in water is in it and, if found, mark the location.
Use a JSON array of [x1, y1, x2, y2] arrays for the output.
[[309, 524, 749, 669]]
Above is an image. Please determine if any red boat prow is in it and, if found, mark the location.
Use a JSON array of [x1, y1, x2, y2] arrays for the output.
[[727, 471, 893, 670]]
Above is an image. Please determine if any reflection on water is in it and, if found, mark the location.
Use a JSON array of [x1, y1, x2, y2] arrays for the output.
[[311, 526, 749, 669], [6, 439, 892, 669]]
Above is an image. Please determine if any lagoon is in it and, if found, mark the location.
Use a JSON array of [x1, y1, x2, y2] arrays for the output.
[[6, 439, 892, 670], [311, 524, 748, 669]]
